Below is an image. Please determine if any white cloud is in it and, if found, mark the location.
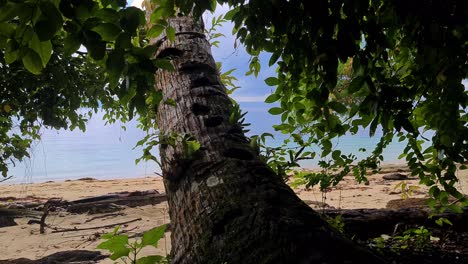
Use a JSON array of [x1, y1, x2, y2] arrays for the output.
[[231, 94, 268, 103], [131, 0, 143, 8]]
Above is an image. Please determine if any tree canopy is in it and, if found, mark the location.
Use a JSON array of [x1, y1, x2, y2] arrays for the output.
[[0, 0, 467, 211]]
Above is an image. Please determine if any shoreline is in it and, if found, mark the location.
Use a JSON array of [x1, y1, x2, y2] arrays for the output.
[[2, 160, 410, 185]]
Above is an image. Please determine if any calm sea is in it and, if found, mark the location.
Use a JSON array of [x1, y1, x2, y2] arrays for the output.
[[4, 105, 411, 184]]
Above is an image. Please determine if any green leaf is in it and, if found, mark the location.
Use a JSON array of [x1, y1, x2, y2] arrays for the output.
[[141, 224, 166, 247], [115, 32, 132, 49], [5, 39, 19, 64], [92, 23, 122, 41], [264, 77, 279, 86], [0, 2, 23, 22], [106, 51, 125, 88], [154, 59, 174, 71], [147, 24, 165, 38], [35, 2, 63, 41], [96, 235, 128, 252], [268, 107, 284, 115], [224, 7, 239, 20], [265, 94, 279, 103], [166, 26, 175, 42], [29, 33, 52, 66], [150, 6, 175, 23], [109, 246, 131, 260], [0, 22, 15, 38], [87, 41, 106, 60], [328, 101, 347, 114], [348, 76, 366, 94], [63, 34, 81, 57], [269, 51, 281, 66], [22, 49, 43, 74], [136, 255, 165, 264], [120, 7, 145, 34], [95, 8, 119, 23]]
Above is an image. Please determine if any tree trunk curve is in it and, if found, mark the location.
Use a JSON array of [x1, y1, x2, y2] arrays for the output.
[[153, 16, 384, 264]]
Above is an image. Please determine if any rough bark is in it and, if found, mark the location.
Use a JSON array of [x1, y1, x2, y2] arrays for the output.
[[153, 16, 384, 263]]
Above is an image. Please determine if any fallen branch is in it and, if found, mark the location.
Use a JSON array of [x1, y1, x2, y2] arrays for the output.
[[84, 212, 125, 223], [67, 193, 167, 214], [51, 218, 142, 233]]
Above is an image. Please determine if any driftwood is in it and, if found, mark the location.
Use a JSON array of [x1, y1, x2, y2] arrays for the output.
[[67, 191, 167, 214], [0, 250, 107, 264], [51, 217, 142, 233], [0, 208, 42, 228], [0, 215, 16, 227], [322, 207, 468, 239]]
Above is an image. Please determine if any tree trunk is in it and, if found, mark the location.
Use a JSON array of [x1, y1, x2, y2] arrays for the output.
[[154, 16, 384, 264]]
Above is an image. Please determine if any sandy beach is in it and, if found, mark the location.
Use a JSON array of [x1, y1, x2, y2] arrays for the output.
[[1, 164, 467, 262]]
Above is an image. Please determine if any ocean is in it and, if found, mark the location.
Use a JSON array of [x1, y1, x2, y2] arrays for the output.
[[4, 105, 412, 184]]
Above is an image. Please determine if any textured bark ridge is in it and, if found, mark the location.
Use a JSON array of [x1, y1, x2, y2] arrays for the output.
[[154, 16, 384, 264]]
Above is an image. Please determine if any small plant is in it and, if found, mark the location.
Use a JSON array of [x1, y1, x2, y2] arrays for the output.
[[394, 226, 435, 250], [394, 181, 420, 199], [324, 215, 346, 234], [371, 226, 439, 253], [97, 224, 169, 264]]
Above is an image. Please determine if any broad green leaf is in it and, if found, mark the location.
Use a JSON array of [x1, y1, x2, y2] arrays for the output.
[[63, 34, 81, 57], [269, 51, 281, 66], [150, 7, 175, 23], [154, 59, 174, 71], [0, 22, 15, 37], [95, 8, 119, 23], [328, 101, 347, 114], [29, 33, 52, 66], [5, 39, 19, 64], [136, 255, 165, 264], [348, 76, 366, 94], [92, 23, 122, 41], [106, 51, 125, 88], [109, 246, 131, 260], [268, 107, 283, 115], [115, 32, 132, 49], [120, 7, 145, 34], [265, 94, 279, 103], [264, 77, 279, 86], [22, 49, 43, 74], [97, 234, 129, 251], [224, 7, 239, 20], [147, 24, 165, 38], [0, 2, 23, 22], [166, 26, 175, 42], [35, 2, 63, 41]]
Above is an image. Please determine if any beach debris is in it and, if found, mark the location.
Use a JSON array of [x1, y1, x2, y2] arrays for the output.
[[0, 250, 107, 264], [51, 217, 142, 233], [302, 200, 334, 209], [40, 198, 63, 234], [0, 214, 17, 227], [383, 173, 407, 180], [66, 190, 166, 214], [84, 212, 126, 223]]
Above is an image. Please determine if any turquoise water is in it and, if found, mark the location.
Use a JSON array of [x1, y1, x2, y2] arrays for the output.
[[6, 111, 158, 184], [4, 105, 412, 184]]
